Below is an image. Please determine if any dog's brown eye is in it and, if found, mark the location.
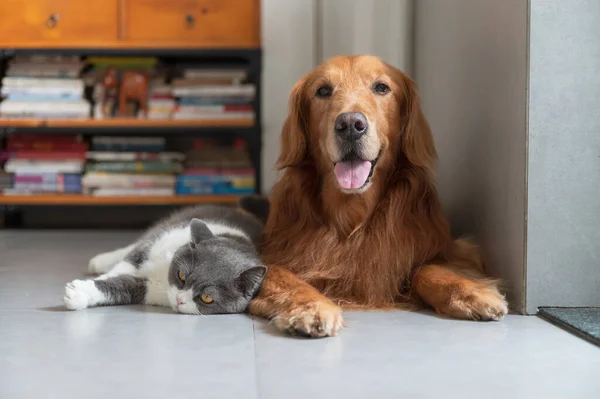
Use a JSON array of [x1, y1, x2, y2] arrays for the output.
[[373, 83, 390, 95], [316, 85, 333, 98]]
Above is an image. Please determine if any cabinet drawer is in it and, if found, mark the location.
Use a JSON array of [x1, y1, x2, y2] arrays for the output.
[[0, 0, 118, 47], [122, 0, 260, 48]]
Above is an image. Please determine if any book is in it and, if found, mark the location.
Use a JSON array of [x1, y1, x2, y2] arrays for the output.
[[87, 57, 157, 67], [182, 68, 247, 82], [6, 141, 87, 152], [173, 78, 242, 86], [10, 173, 81, 193], [172, 84, 255, 98], [7, 133, 83, 143], [90, 188, 175, 196], [172, 112, 254, 120], [4, 160, 84, 174], [82, 172, 176, 189], [91, 136, 165, 146], [0, 101, 90, 116], [177, 97, 252, 106], [176, 173, 255, 195], [2, 77, 84, 88], [181, 168, 254, 176], [86, 161, 183, 174], [3, 93, 83, 102], [1, 151, 86, 160], [86, 151, 185, 162], [175, 104, 253, 113], [91, 143, 166, 152], [6, 56, 83, 78], [14, 173, 81, 184], [91, 136, 165, 152]]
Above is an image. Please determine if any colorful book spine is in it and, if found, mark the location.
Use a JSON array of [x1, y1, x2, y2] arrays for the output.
[[86, 161, 182, 173], [1, 151, 87, 160], [177, 97, 252, 106], [4, 160, 84, 174], [176, 174, 255, 195], [86, 151, 185, 162], [4, 93, 83, 101], [90, 188, 175, 197], [11, 173, 82, 193], [82, 172, 176, 189], [91, 144, 166, 152], [172, 84, 255, 98]]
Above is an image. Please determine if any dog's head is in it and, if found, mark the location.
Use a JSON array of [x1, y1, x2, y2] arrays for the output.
[[277, 55, 435, 195]]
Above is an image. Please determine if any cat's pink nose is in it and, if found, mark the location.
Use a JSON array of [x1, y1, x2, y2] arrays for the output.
[[176, 297, 183, 306]]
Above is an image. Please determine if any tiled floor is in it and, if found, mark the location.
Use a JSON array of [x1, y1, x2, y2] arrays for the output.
[[1, 231, 599, 399]]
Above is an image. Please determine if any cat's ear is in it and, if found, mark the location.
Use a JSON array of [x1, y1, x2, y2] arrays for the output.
[[236, 266, 267, 299], [190, 219, 214, 247]]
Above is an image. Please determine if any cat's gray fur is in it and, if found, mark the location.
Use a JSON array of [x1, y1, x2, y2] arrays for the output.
[[63, 196, 269, 315]]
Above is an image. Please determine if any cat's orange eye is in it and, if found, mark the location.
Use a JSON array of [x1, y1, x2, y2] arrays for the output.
[[200, 293, 213, 304], [178, 271, 185, 282]]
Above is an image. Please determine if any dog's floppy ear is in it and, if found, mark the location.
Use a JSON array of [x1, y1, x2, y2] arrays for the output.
[[275, 78, 308, 170], [398, 73, 437, 171]]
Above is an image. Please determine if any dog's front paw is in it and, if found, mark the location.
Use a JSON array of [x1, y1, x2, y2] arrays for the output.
[[64, 280, 99, 310], [442, 283, 508, 321], [274, 301, 344, 337]]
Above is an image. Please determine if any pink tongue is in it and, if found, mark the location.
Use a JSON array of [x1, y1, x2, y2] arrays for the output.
[[334, 160, 372, 189]]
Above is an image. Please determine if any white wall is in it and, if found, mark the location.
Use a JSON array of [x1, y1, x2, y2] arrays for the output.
[[526, 0, 600, 312], [319, 0, 413, 72], [414, 0, 529, 311], [261, 0, 317, 193]]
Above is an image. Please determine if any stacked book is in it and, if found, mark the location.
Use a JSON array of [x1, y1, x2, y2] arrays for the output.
[[177, 139, 255, 195], [83, 136, 183, 196], [172, 68, 255, 121], [0, 56, 89, 119], [147, 82, 175, 120], [1, 134, 85, 194]]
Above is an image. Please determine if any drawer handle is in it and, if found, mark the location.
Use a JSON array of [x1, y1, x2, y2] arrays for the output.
[[185, 14, 195, 28], [46, 14, 59, 29]]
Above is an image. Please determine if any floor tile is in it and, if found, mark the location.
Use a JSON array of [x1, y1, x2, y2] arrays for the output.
[[0, 310, 258, 399], [253, 311, 600, 399]]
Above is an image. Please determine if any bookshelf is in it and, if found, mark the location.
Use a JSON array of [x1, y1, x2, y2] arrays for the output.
[[0, 1, 262, 224]]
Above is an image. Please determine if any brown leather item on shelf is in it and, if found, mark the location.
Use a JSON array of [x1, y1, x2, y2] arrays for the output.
[[118, 71, 149, 117]]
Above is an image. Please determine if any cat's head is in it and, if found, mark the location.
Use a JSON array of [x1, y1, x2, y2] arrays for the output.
[[166, 219, 267, 315]]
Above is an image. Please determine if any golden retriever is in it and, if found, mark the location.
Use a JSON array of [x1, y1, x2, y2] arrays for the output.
[[249, 55, 508, 337]]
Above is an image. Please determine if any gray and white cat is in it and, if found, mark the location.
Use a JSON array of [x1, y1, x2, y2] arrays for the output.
[[63, 197, 269, 315]]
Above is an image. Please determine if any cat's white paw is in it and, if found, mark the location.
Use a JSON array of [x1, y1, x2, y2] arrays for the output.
[[64, 280, 101, 310]]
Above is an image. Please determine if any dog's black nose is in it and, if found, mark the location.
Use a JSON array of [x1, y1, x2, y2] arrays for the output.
[[334, 112, 368, 141]]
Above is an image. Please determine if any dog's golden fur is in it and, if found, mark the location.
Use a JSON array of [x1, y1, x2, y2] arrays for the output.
[[248, 56, 507, 337]]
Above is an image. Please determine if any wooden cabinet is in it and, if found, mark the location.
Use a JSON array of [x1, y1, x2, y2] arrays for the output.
[[0, 0, 260, 48], [122, 0, 260, 48], [0, 0, 119, 47]]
